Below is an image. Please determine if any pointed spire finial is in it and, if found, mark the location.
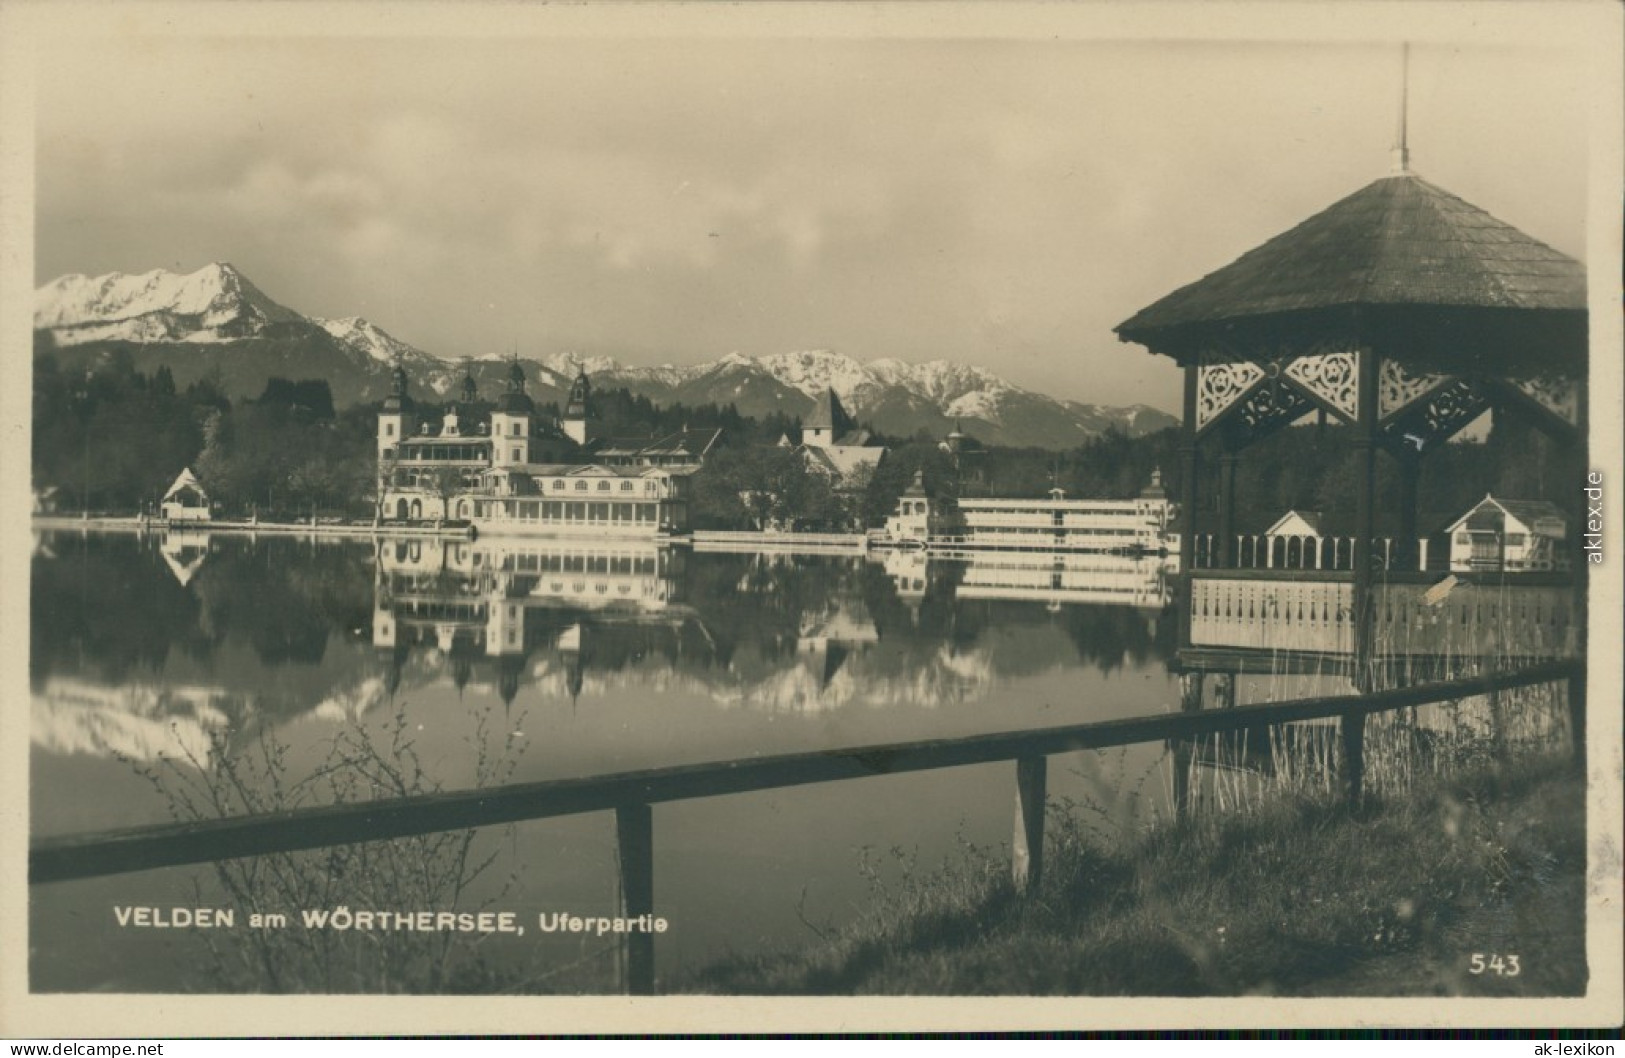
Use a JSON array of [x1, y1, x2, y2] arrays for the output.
[[1390, 42, 1412, 175]]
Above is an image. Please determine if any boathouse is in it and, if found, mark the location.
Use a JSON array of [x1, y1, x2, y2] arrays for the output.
[[1445, 495, 1568, 573], [161, 468, 211, 522]]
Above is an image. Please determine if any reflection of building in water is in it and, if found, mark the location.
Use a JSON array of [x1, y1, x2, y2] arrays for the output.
[[881, 547, 1174, 613], [1185, 577, 1576, 666], [954, 552, 1175, 611], [373, 537, 688, 705], [159, 530, 212, 587], [797, 602, 881, 689]]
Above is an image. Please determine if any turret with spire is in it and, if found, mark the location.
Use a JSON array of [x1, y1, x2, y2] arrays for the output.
[[377, 356, 416, 461], [490, 354, 535, 467], [563, 368, 590, 446]]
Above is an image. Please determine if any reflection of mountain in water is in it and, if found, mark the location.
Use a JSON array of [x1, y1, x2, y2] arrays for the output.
[[30, 532, 1178, 756], [372, 541, 1176, 712], [32, 677, 232, 764]]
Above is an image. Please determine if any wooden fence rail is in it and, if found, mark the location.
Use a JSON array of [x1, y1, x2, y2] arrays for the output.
[[29, 657, 1582, 993]]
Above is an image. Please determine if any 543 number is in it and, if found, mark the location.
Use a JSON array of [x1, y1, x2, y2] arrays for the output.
[[1469, 953, 1521, 976]]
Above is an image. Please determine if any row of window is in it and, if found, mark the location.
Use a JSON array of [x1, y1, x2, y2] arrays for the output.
[[475, 500, 663, 524], [966, 526, 1144, 537], [385, 445, 492, 462], [961, 505, 1162, 517], [500, 554, 661, 575], [538, 478, 656, 493], [1455, 532, 1530, 546], [391, 470, 485, 490]]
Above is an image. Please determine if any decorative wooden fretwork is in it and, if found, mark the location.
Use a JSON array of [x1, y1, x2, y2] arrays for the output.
[[1381, 379, 1490, 454], [1224, 377, 1315, 446], [1378, 359, 1449, 421], [1423, 380, 1490, 437], [1196, 352, 1265, 431], [1510, 374, 1580, 427], [1283, 348, 1361, 422]]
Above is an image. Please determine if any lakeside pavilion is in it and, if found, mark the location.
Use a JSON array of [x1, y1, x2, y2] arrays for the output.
[[1115, 150, 1587, 701]]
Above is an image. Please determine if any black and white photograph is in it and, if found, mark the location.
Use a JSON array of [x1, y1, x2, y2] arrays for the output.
[[3, 0, 1621, 1035]]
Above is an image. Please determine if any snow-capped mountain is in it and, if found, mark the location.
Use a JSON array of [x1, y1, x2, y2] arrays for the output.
[[314, 315, 433, 366], [35, 263, 307, 345], [34, 264, 1176, 446], [34, 264, 443, 406], [540, 348, 1176, 445]]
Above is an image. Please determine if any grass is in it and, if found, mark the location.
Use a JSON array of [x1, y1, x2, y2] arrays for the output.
[[681, 751, 1587, 996]]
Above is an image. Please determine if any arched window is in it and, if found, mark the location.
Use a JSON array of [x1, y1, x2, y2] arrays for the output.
[[575, 480, 588, 491]]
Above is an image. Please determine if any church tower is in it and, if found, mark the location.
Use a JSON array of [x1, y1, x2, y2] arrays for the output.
[[490, 358, 535, 468], [564, 369, 590, 447]]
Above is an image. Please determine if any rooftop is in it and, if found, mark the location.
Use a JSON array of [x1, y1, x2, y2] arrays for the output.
[[1116, 173, 1586, 344]]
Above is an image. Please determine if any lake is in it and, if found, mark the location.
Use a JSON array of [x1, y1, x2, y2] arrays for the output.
[[30, 530, 1192, 993]]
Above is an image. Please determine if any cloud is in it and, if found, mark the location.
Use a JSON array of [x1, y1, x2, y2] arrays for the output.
[[32, 34, 1594, 410]]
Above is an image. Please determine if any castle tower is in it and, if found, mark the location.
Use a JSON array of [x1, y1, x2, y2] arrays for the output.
[[490, 358, 535, 468], [564, 368, 590, 447], [377, 362, 416, 462]]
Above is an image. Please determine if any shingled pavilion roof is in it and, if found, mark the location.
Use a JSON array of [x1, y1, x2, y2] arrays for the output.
[[1116, 173, 1586, 346]]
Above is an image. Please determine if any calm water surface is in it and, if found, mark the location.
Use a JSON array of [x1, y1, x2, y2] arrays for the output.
[[31, 530, 1189, 992]]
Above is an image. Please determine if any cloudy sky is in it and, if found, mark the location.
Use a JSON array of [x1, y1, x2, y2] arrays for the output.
[[29, 8, 1602, 412]]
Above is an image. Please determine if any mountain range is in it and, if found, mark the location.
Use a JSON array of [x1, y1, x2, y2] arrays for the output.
[[34, 263, 1176, 447]]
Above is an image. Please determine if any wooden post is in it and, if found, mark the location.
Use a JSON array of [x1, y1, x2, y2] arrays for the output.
[[615, 803, 655, 996], [1341, 711, 1365, 806], [1012, 756, 1047, 894], [1178, 365, 1201, 645], [1172, 671, 1203, 821], [1218, 452, 1238, 568], [1352, 350, 1380, 670], [1398, 454, 1420, 572], [1568, 668, 1587, 769]]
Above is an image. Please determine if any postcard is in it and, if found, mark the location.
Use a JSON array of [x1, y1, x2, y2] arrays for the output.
[[2, 0, 1620, 1036]]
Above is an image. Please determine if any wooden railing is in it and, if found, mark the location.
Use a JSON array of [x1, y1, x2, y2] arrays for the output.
[[29, 658, 1584, 994]]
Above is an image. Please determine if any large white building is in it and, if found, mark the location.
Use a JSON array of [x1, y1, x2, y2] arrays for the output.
[[378, 362, 714, 536], [884, 469, 1175, 554]]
